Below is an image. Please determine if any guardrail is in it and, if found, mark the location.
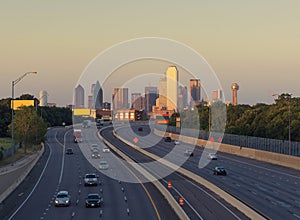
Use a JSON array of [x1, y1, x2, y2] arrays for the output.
[[154, 128, 300, 171], [156, 125, 300, 157]]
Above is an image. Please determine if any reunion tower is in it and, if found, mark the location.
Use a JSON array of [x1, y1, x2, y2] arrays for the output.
[[231, 83, 239, 106]]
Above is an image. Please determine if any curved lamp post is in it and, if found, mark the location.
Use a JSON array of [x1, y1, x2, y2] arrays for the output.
[[11, 71, 37, 165]]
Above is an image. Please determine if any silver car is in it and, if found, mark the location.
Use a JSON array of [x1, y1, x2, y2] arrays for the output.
[[54, 191, 71, 207], [98, 161, 109, 170]]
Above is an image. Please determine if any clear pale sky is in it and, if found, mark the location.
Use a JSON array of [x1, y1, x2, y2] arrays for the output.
[[1, 0, 299, 106]]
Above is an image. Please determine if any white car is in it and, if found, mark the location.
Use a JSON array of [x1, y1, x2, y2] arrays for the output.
[[98, 161, 109, 170], [174, 140, 180, 145], [102, 147, 110, 153], [208, 153, 218, 160]]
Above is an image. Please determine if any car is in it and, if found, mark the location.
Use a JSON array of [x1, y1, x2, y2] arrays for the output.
[[164, 137, 172, 142], [138, 127, 143, 131], [208, 153, 218, 160], [98, 161, 109, 170], [213, 166, 227, 175], [65, 148, 74, 155], [91, 144, 99, 152], [174, 140, 180, 145], [85, 193, 103, 208], [102, 146, 110, 153], [84, 173, 98, 186], [91, 149, 101, 159], [54, 191, 71, 207], [184, 150, 194, 157]]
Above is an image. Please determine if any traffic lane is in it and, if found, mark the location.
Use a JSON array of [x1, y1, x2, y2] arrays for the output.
[[136, 136, 299, 220], [69, 127, 163, 220], [6, 128, 64, 220], [122, 127, 300, 219], [102, 128, 248, 220], [47, 127, 128, 220], [100, 128, 180, 220]]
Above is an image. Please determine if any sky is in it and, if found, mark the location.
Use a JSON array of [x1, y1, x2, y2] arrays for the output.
[[1, 0, 299, 106]]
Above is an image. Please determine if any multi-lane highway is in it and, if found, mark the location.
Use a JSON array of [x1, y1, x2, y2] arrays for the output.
[[2, 123, 299, 220], [114, 124, 300, 220], [0, 127, 177, 220], [101, 126, 250, 220]]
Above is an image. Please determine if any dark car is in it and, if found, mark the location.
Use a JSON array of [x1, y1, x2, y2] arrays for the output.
[[164, 137, 172, 142], [65, 148, 74, 155], [213, 166, 227, 175], [85, 193, 103, 207], [138, 127, 143, 131]]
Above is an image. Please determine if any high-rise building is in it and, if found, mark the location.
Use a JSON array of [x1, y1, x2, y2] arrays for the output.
[[178, 85, 188, 110], [231, 83, 239, 106], [212, 89, 223, 103], [166, 66, 178, 111], [190, 79, 201, 107], [112, 88, 129, 111], [39, 90, 48, 106], [93, 81, 103, 109], [145, 86, 158, 113], [75, 84, 84, 108], [88, 95, 93, 109], [131, 92, 144, 110], [158, 77, 167, 108]]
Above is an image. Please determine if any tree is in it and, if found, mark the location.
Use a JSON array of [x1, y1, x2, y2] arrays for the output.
[[8, 106, 47, 153]]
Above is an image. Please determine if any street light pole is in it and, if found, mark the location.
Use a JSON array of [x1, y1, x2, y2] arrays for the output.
[[11, 71, 37, 165]]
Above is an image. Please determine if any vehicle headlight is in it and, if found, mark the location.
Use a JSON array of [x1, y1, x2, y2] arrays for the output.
[[55, 200, 58, 203], [66, 200, 69, 203]]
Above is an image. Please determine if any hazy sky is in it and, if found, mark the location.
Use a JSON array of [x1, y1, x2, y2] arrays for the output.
[[1, 0, 299, 106]]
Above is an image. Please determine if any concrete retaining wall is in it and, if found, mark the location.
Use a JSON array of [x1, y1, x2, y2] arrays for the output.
[[154, 129, 300, 170], [0, 144, 45, 203]]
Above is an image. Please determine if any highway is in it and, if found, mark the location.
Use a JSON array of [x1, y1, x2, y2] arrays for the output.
[[114, 124, 300, 220], [101, 126, 249, 220], [1, 127, 177, 220]]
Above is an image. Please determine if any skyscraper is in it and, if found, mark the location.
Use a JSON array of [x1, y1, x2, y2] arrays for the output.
[[231, 83, 239, 106], [166, 66, 178, 111], [131, 92, 144, 110], [158, 77, 167, 109], [190, 79, 201, 107], [145, 86, 158, 113], [212, 89, 223, 103], [178, 85, 188, 110], [75, 84, 84, 108], [93, 81, 103, 109], [112, 88, 129, 110]]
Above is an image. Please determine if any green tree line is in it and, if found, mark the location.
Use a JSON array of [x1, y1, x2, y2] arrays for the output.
[[172, 93, 300, 142], [0, 94, 72, 139]]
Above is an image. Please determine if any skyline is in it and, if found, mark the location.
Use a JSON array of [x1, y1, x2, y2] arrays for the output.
[[1, 1, 300, 106]]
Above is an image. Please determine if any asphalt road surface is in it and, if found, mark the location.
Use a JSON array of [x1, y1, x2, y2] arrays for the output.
[[114, 123, 300, 220], [0, 127, 177, 220]]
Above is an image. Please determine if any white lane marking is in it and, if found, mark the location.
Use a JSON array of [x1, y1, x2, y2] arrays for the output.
[[8, 141, 53, 220], [294, 214, 300, 219], [54, 129, 72, 184]]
